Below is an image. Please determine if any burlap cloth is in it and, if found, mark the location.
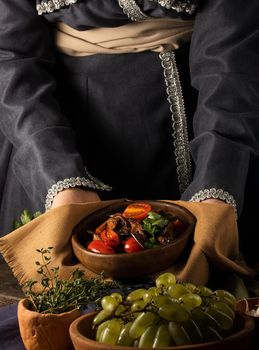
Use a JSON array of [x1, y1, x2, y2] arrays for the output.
[[0, 199, 255, 287]]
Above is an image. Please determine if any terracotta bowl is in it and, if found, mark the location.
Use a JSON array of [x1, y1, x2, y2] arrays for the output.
[[236, 297, 259, 344], [69, 311, 255, 350], [71, 200, 196, 278]]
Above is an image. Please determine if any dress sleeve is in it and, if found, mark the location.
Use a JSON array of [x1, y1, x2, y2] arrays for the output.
[[0, 0, 111, 210], [136, 0, 197, 17], [181, 0, 259, 216], [39, 0, 132, 28]]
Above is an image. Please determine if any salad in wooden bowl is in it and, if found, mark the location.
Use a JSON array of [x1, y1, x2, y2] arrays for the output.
[[71, 200, 196, 278]]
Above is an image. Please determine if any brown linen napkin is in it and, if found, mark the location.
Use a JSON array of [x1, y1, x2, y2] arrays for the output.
[[165, 200, 255, 284], [55, 18, 193, 56], [0, 199, 255, 288]]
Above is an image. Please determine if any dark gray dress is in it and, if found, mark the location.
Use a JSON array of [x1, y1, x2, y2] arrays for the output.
[[0, 0, 259, 263]]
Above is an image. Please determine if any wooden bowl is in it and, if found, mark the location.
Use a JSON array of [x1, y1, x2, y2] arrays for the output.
[[71, 200, 196, 278], [69, 311, 255, 350]]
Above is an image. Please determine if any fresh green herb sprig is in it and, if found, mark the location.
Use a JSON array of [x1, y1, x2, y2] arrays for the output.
[[13, 209, 41, 229], [23, 247, 121, 314], [142, 211, 170, 248]]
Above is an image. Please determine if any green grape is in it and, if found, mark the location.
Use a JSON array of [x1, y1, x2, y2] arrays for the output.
[[209, 300, 235, 319], [152, 324, 172, 348], [152, 295, 174, 308], [158, 303, 191, 322], [131, 300, 148, 312], [196, 285, 213, 296], [99, 318, 122, 345], [184, 282, 197, 293], [129, 311, 159, 339], [138, 324, 158, 348], [143, 287, 159, 303], [126, 311, 142, 324], [115, 304, 126, 316], [155, 272, 176, 288], [101, 295, 119, 312], [214, 289, 236, 304], [179, 293, 202, 310], [215, 292, 236, 309], [204, 293, 218, 304], [116, 322, 135, 346], [168, 321, 192, 345], [96, 320, 111, 342], [206, 306, 234, 331], [191, 308, 221, 334], [93, 309, 112, 327], [218, 295, 236, 308], [181, 318, 203, 344], [149, 287, 160, 295], [201, 326, 223, 342], [167, 284, 191, 299], [126, 288, 147, 304], [110, 292, 123, 303]]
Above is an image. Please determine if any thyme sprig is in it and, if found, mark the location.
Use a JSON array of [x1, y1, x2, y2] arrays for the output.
[[23, 247, 121, 314]]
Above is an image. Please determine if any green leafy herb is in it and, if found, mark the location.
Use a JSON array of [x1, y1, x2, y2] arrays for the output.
[[23, 247, 121, 314], [142, 211, 170, 248], [13, 209, 42, 229]]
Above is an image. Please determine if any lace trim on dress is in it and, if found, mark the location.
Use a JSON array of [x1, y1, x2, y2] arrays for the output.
[[36, 0, 77, 15], [148, 0, 198, 14], [117, 0, 149, 21], [159, 50, 192, 194], [189, 188, 237, 213], [45, 175, 112, 210]]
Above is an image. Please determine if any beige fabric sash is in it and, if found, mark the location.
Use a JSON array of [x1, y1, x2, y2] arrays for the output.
[[0, 200, 255, 289], [55, 18, 193, 56]]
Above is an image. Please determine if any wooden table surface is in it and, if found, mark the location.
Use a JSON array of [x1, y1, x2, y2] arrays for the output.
[[0, 258, 23, 308]]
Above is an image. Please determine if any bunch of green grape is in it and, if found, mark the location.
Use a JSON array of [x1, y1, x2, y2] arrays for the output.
[[92, 273, 236, 348]]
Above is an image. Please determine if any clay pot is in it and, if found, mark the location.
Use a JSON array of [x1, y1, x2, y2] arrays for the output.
[[236, 297, 259, 346], [18, 298, 81, 350]]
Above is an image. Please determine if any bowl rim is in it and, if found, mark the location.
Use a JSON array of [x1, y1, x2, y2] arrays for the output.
[[236, 297, 259, 304], [69, 310, 255, 350], [71, 200, 196, 258], [236, 297, 259, 315]]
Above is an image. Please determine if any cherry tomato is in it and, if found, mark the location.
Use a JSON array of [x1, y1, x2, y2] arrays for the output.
[[124, 237, 144, 253], [87, 240, 115, 254], [100, 228, 120, 247], [122, 202, 152, 220]]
